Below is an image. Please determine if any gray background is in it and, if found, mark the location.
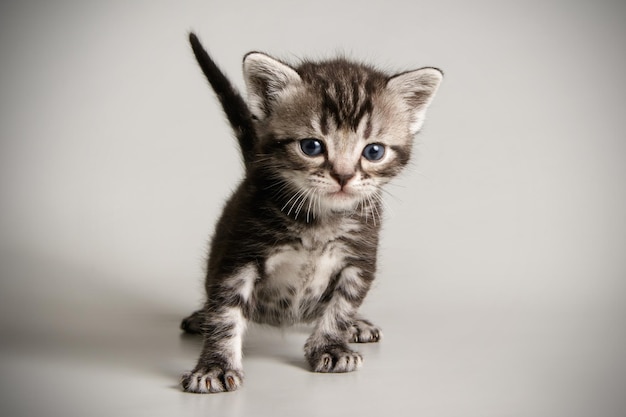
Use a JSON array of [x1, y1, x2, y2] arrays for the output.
[[1, 1, 625, 416]]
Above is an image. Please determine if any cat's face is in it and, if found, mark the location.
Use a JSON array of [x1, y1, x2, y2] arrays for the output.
[[243, 53, 442, 220]]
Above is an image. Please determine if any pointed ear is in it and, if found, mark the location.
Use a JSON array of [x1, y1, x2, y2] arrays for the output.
[[387, 67, 443, 134], [242, 52, 302, 120]]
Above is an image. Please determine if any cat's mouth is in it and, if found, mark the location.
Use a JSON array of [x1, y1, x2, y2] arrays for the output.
[[328, 189, 355, 199], [323, 189, 361, 211]]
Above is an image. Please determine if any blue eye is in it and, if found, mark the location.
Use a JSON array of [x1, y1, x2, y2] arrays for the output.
[[362, 143, 385, 161], [300, 138, 324, 157]]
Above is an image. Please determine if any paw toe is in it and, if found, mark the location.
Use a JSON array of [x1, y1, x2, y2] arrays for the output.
[[309, 346, 363, 373], [224, 370, 243, 391], [350, 319, 383, 343], [180, 367, 243, 393]]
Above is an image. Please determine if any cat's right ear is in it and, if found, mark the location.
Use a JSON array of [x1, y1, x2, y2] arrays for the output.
[[243, 52, 301, 120]]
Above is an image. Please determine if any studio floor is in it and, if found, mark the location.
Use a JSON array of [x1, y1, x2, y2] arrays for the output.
[[1, 247, 624, 417]]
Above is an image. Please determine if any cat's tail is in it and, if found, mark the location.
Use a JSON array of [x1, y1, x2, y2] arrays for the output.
[[188, 32, 256, 166]]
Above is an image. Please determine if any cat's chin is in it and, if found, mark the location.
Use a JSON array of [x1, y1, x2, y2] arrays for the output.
[[321, 191, 360, 212]]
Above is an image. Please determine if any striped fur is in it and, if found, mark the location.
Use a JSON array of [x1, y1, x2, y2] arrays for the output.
[[180, 33, 442, 393]]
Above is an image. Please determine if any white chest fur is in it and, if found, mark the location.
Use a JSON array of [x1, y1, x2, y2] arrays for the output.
[[264, 239, 344, 295], [255, 219, 361, 323]]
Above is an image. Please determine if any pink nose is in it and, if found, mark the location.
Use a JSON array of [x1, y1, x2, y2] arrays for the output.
[[330, 172, 355, 188]]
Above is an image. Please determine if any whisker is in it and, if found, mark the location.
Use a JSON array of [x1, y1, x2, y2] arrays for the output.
[[317, 190, 323, 218], [306, 189, 314, 223], [284, 189, 303, 215], [385, 181, 408, 189], [380, 187, 402, 204], [373, 191, 389, 211], [360, 198, 367, 223], [294, 188, 312, 220], [272, 183, 294, 201], [370, 193, 381, 226], [376, 192, 395, 222]]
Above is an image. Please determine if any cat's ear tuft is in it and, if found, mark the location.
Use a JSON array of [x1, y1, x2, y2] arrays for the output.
[[243, 52, 301, 120], [387, 67, 443, 134]]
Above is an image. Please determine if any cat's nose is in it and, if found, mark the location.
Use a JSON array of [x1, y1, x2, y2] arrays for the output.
[[330, 172, 355, 188]]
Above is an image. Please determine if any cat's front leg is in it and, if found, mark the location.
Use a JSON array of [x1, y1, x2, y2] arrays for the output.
[[181, 266, 257, 393], [180, 304, 247, 393], [304, 266, 373, 373]]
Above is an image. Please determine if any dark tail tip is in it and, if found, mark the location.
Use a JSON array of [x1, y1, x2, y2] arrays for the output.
[[189, 32, 199, 46], [188, 32, 203, 55]]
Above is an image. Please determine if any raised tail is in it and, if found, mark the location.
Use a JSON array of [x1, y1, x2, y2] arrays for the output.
[[188, 32, 256, 166]]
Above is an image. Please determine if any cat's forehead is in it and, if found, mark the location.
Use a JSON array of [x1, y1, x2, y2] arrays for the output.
[[296, 59, 388, 84], [291, 60, 391, 134]]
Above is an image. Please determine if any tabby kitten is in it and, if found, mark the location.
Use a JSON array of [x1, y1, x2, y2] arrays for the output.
[[180, 33, 442, 393]]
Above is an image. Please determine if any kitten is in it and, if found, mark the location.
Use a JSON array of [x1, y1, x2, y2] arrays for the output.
[[180, 33, 442, 393]]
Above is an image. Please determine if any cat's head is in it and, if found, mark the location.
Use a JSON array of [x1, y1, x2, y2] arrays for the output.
[[243, 52, 442, 220]]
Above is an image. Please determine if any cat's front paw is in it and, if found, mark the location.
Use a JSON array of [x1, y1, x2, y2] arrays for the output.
[[180, 367, 243, 393], [349, 317, 382, 343], [305, 343, 363, 373]]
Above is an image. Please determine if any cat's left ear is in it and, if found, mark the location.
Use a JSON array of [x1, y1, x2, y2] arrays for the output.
[[387, 68, 443, 134], [243, 52, 302, 120]]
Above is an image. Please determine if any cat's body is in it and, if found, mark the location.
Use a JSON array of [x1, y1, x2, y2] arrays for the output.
[[180, 33, 442, 393]]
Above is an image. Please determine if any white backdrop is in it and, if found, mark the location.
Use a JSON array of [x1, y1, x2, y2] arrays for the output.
[[1, 1, 625, 416]]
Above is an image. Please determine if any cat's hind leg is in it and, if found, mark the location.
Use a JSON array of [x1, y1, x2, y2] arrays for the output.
[[349, 316, 382, 343], [180, 309, 204, 334]]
